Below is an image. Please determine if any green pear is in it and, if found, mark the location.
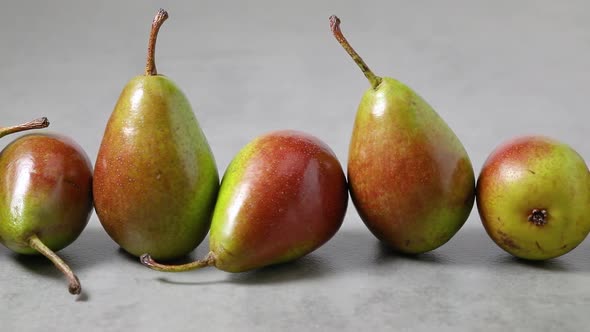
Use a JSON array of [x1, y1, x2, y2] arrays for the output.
[[94, 9, 219, 260], [477, 136, 590, 260], [330, 16, 475, 254]]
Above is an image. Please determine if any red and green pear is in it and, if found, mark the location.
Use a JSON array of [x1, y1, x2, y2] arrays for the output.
[[330, 16, 475, 254], [93, 9, 219, 260], [0, 131, 93, 295], [141, 130, 349, 273], [477, 136, 590, 260]]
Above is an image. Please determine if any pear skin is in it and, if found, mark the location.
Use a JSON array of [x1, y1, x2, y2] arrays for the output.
[[93, 9, 219, 260], [477, 136, 590, 260], [330, 16, 475, 254], [141, 130, 348, 273]]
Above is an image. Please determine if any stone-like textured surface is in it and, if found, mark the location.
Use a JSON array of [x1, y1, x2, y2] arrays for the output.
[[1, 0, 589, 331]]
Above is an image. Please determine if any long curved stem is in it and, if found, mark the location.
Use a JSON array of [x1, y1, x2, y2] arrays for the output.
[[329, 15, 382, 89], [145, 8, 169, 76], [28, 234, 81, 295], [140, 252, 216, 272], [0, 117, 49, 139]]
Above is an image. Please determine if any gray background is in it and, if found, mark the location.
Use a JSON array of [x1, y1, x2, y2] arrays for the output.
[[1, 0, 589, 331]]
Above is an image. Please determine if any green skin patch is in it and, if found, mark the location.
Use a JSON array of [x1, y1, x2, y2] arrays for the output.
[[208, 136, 259, 271], [0, 194, 82, 254]]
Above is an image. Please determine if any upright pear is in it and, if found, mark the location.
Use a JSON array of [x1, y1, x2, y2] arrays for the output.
[[477, 136, 590, 260], [94, 9, 219, 260], [141, 130, 348, 273], [330, 16, 475, 254]]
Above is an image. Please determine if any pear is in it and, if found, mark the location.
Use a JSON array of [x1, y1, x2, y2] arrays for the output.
[[140, 130, 348, 273], [0, 132, 93, 295], [477, 136, 590, 260], [330, 16, 475, 254], [93, 9, 219, 260]]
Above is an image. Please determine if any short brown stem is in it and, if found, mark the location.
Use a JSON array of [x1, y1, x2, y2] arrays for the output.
[[140, 252, 216, 272], [329, 15, 382, 89], [145, 8, 169, 76], [0, 117, 49, 139], [28, 234, 81, 295]]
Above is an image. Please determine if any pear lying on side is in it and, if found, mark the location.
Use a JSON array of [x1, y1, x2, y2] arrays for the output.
[[330, 16, 475, 254], [141, 130, 348, 273], [94, 9, 219, 260], [0, 130, 93, 296], [477, 136, 590, 260]]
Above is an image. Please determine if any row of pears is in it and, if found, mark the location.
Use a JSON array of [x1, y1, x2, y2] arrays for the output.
[[0, 9, 588, 297]]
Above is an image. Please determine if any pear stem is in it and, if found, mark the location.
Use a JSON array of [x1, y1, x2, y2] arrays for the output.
[[140, 252, 216, 272], [329, 15, 382, 89], [145, 8, 169, 76], [28, 234, 81, 295], [0, 117, 49, 139]]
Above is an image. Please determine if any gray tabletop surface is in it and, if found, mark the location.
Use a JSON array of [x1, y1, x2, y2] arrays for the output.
[[1, 1, 589, 331]]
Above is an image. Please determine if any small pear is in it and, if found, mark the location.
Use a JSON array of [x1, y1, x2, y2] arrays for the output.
[[141, 130, 348, 273], [477, 136, 590, 260], [330, 16, 475, 254], [0, 131, 93, 296], [94, 9, 219, 260]]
